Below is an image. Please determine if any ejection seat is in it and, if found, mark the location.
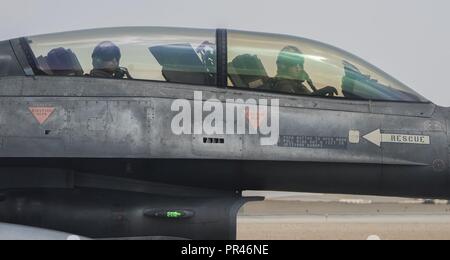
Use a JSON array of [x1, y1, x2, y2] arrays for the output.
[[228, 54, 270, 89], [149, 43, 216, 86]]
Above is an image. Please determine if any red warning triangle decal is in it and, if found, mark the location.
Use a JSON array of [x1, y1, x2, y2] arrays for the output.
[[29, 107, 55, 125]]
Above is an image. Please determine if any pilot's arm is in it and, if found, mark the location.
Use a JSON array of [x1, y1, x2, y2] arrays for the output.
[[300, 71, 338, 97], [306, 79, 318, 92], [298, 70, 317, 92], [312, 86, 339, 97]]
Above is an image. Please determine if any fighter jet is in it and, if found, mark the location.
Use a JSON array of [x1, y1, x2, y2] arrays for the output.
[[0, 27, 448, 240]]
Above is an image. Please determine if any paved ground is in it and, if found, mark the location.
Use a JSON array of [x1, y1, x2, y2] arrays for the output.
[[237, 192, 450, 240]]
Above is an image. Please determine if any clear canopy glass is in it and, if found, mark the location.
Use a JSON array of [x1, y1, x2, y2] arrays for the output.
[[228, 30, 428, 102], [28, 27, 217, 85], [25, 27, 428, 103]]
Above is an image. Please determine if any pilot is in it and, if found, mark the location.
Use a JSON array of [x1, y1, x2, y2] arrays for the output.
[[90, 41, 132, 79], [271, 46, 337, 96]]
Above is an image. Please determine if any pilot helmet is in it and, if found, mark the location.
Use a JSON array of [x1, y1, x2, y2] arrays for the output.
[[47, 47, 74, 73], [92, 41, 121, 69], [277, 46, 305, 75]]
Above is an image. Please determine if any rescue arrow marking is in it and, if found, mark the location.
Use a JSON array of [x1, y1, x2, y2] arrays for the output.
[[363, 129, 430, 147], [363, 129, 382, 147]]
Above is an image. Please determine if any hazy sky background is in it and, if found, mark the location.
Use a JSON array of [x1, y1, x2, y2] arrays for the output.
[[0, 0, 449, 106]]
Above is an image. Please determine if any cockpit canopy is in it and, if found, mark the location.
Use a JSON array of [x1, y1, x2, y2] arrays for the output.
[[4, 27, 428, 103], [27, 27, 217, 85], [226, 30, 427, 102]]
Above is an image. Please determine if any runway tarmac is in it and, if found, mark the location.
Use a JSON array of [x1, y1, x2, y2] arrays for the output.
[[237, 192, 450, 240]]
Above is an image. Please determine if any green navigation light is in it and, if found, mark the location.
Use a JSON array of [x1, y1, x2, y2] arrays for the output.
[[167, 211, 183, 218]]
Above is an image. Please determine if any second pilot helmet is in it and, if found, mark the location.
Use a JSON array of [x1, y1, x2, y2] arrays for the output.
[[92, 41, 121, 68]]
